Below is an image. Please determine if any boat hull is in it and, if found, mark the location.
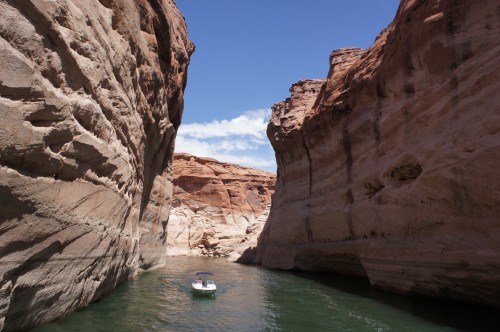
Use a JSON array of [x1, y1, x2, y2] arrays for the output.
[[191, 283, 216, 295]]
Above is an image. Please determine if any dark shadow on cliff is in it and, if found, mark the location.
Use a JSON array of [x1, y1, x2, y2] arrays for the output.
[[290, 271, 500, 332], [235, 247, 257, 265], [0, 186, 36, 223]]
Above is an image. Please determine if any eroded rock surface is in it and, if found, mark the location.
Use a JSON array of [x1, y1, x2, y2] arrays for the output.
[[167, 153, 275, 261], [255, 0, 500, 308], [0, 0, 193, 330]]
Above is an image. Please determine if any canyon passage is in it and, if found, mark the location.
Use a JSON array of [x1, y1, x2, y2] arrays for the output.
[[1, 0, 500, 331]]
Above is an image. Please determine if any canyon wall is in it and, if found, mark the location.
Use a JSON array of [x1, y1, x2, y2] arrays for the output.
[[256, 0, 500, 308], [168, 153, 275, 261], [0, 0, 193, 330]]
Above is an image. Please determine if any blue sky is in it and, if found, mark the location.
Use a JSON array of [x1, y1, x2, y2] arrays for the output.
[[175, 0, 400, 172]]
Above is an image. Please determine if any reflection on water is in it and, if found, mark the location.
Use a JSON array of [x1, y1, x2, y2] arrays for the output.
[[33, 257, 500, 332]]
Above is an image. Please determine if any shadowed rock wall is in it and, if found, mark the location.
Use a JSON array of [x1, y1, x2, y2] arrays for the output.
[[256, 0, 500, 308], [0, 0, 193, 330]]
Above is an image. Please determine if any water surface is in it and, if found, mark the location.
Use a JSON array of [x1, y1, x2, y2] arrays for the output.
[[33, 257, 500, 331]]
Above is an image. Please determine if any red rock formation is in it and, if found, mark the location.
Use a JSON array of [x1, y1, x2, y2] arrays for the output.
[[0, 0, 193, 330], [256, 0, 500, 308], [168, 153, 275, 260]]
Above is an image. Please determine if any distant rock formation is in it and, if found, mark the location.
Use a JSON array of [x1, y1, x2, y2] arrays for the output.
[[255, 0, 500, 308], [0, 0, 193, 330], [167, 153, 275, 261]]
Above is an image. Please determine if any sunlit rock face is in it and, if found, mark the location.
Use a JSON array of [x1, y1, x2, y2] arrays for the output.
[[167, 153, 275, 261], [256, 0, 500, 308], [0, 0, 193, 330]]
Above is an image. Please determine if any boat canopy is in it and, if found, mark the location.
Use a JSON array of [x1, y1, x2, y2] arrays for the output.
[[195, 272, 214, 276]]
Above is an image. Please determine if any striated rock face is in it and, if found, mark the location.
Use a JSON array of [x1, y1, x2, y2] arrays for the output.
[[167, 153, 275, 261], [256, 0, 500, 308], [0, 0, 193, 330]]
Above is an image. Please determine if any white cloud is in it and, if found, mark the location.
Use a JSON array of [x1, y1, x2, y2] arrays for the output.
[[175, 109, 277, 172], [178, 108, 270, 141], [175, 136, 213, 157], [217, 139, 258, 153], [210, 154, 276, 169]]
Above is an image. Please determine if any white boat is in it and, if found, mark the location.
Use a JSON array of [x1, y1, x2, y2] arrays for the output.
[[191, 271, 216, 296]]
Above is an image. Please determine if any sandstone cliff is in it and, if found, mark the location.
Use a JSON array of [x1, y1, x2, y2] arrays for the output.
[[167, 153, 275, 261], [0, 0, 193, 330], [255, 0, 500, 308]]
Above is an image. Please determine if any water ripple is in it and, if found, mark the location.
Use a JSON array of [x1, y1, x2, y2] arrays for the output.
[[33, 257, 500, 332]]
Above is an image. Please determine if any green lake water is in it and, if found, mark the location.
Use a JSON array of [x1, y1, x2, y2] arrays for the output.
[[33, 257, 500, 331]]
